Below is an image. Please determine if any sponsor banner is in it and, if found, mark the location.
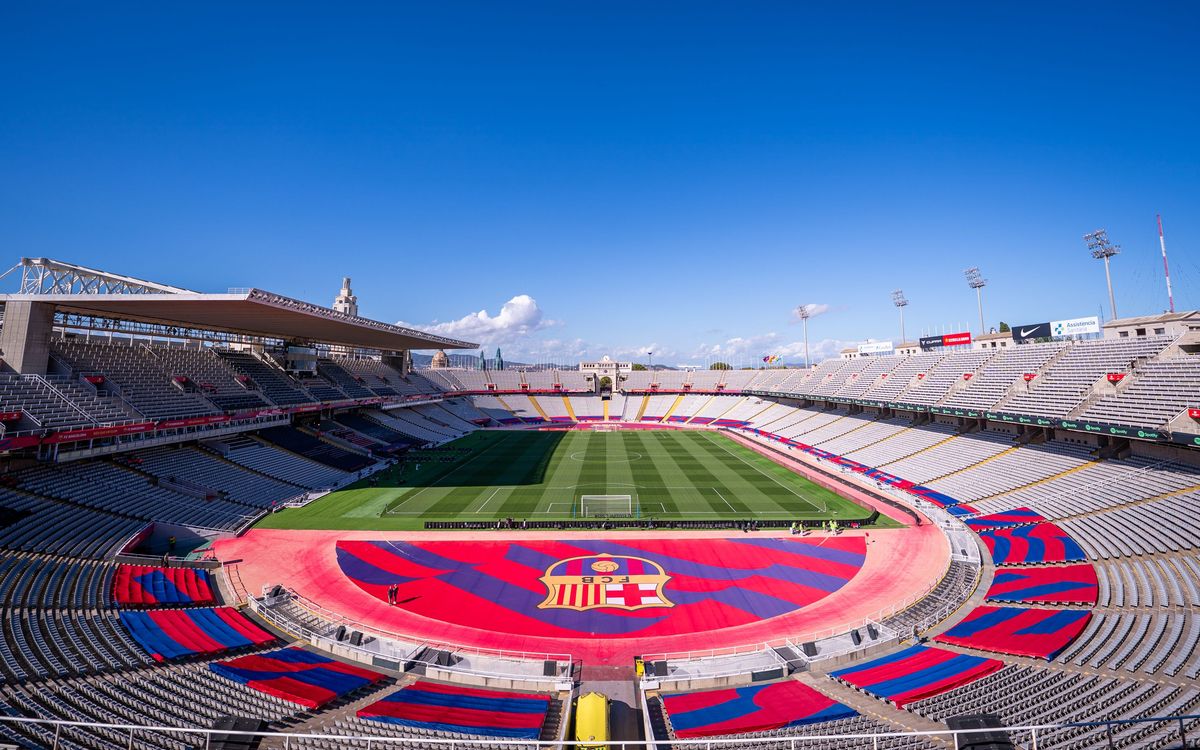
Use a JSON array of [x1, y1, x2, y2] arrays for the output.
[[920, 332, 973, 349], [43, 421, 157, 444], [156, 415, 232, 430], [1051, 316, 1101, 337], [1012, 322, 1051, 342], [984, 411, 1054, 427], [1188, 408, 1200, 420], [1171, 432, 1200, 448], [0, 411, 23, 422], [1056, 419, 1165, 441], [857, 340, 894, 355], [929, 406, 982, 419]]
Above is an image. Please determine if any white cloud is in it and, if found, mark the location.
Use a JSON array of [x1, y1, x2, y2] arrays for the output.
[[791, 303, 831, 322], [400, 295, 555, 345], [691, 332, 852, 365]]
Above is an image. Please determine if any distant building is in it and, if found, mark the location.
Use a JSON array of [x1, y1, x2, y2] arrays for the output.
[[332, 277, 358, 317], [430, 350, 450, 369], [973, 331, 1014, 350], [1103, 311, 1200, 339]]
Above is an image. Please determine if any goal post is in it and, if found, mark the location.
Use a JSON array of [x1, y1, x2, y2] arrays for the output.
[[578, 494, 639, 518]]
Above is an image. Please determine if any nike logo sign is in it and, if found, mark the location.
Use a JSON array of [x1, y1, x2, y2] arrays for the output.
[[1019, 328, 1040, 337]]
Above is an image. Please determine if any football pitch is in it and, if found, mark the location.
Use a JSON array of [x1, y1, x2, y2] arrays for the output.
[[255, 430, 886, 530]]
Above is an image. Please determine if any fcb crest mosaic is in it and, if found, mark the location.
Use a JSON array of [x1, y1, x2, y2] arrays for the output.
[[336, 537, 866, 638], [537, 554, 673, 611]]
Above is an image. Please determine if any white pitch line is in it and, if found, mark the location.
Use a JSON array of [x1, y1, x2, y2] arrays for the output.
[[712, 487, 737, 512], [475, 487, 503, 514], [702, 431, 827, 512]]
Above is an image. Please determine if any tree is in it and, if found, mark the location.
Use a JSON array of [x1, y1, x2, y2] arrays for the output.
[[631, 363, 647, 371], [709, 362, 732, 370], [999, 321, 1011, 333]]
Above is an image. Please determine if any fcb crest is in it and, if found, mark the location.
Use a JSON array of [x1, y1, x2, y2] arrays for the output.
[[538, 554, 674, 611]]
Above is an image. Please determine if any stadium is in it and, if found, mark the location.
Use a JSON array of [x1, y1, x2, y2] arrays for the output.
[[0, 255, 1197, 750]]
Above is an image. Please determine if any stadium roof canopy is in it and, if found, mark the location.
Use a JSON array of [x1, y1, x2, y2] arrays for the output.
[[0, 258, 476, 350]]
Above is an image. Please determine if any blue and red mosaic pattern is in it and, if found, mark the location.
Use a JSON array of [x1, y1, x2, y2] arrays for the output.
[[985, 564, 1098, 605], [964, 507, 1046, 530], [934, 605, 1092, 660], [358, 681, 551, 739], [336, 537, 866, 639], [830, 644, 1004, 707], [977, 523, 1086, 564], [662, 681, 857, 738]]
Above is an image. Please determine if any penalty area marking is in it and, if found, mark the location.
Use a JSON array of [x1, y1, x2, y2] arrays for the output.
[[711, 487, 737, 512], [474, 487, 504, 514]]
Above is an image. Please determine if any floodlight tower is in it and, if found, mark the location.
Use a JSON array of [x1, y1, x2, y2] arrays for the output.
[[796, 304, 812, 368], [891, 290, 908, 346], [964, 267, 987, 335], [1084, 229, 1120, 319], [1158, 215, 1175, 313]]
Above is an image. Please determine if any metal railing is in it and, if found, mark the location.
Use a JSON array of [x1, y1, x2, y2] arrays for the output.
[[2, 713, 1195, 749]]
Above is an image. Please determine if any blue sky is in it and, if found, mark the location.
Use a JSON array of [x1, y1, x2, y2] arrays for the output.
[[2, 3, 1198, 365]]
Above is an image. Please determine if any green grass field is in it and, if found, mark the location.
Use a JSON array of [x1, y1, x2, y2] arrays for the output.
[[255, 430, 888, 530]]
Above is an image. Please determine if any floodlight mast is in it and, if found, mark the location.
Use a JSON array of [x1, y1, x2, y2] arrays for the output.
[[964, 267, 987, 334], [1084, 229, 1120, 319], [891, 290, 908, 347], [1158, 215, 1175, 314], [796, 304, 812, 368]]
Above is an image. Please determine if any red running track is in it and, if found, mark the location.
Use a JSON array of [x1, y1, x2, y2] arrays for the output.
[[215, 526, 948, 665]]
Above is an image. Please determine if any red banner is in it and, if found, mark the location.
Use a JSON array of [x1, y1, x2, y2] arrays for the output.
[[963, 373, 973, 380], [84, 375, 106, 384], [1105, 373, 1126, 383], [0, 411, 22, 422], [1023, 373, 1036, 382], [1189, 408, 1200, 420], [43, 421, 156, 444], [942, 331, 973, 347], [156, 415, 231, 430]]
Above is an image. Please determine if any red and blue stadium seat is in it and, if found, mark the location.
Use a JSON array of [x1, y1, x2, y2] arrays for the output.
[[964, 507, 1046, 530], [357, 681, 551, 739], [830, 644, 1004, 707], [934, 605, 1092, 660], [112, 564, 215, 606], [977, 523, 1086, 564], [210, 647, 386, 709], [661, 680, 857, 738], [984, 564, 1098, 605], [118, 607, 275, 661]]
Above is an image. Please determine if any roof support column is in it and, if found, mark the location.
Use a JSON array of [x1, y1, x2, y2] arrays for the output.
[[0, 300, 56, 375]]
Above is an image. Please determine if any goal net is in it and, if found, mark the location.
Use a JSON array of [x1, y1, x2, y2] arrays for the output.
[[578, 494, 639, 518]]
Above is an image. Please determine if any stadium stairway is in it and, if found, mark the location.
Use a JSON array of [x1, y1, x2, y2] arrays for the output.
[[633, 394, 649, 420], [526, 395, 551, 421], [972, 461, 1102, 507], [810, 414, 879, 445], [259, 675, 404, 745], [559, 395, 577, 421], [492, 394, 518, 417], [683, 395, 716, 424], [797, 672, 950, 740], [602, 400, 609, 421], [659, 394, 686, 423], [877, 431, 963, 470], [919, 443, 1022, 485]]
